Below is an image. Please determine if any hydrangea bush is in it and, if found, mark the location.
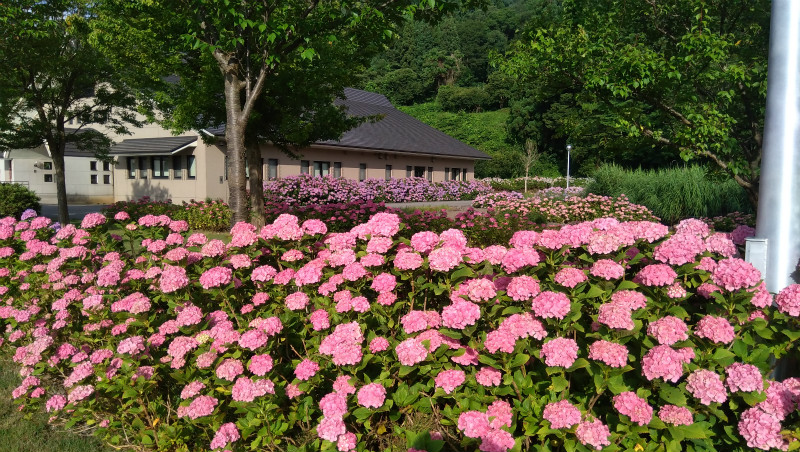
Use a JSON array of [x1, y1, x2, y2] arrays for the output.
[[1, 211, 799, 452], [262, 175, 492, 205]]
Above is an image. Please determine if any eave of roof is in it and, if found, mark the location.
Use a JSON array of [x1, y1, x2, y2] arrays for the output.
[[110, 136, 198, 156]]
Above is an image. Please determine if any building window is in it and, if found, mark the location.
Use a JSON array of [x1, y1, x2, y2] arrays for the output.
[[385, 164, 392, 181], [43, 162, 52, 170], [462, 168, 468, 181], [406, 166, 412, 178], [333, 162, 342, 178], [103, 161, 110, 171], [445, 167, 450, 181], [44, 174, 53, 183], [451, 168, 460, 181], [187, 156, 196, 179], [90, 161, 97, 171], [300, 160, 310, 175], [90, 174, 98, 184], [139, 157, 148, 179], [103, 174, 110, 184], [313, 161, 330, 177], [427, 167, 433, 182], [172, 155, 183, 179], [414, 166, 425, 178], [359, 163, 367, 181], [152, 156, 169, 178], [267, 159, 278, 180], [126, 157, 135, 179]]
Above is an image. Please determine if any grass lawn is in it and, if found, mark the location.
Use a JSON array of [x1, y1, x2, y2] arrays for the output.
[[0, 357, 113, 452]]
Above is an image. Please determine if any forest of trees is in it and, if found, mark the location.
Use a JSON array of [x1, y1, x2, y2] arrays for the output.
[[358, 0, 770, 207]]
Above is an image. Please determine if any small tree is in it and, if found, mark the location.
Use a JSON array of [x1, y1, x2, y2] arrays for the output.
[[0, 0, 142, 225], [522, 138, 541, 193]]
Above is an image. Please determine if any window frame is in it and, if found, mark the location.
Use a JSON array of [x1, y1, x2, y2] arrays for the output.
[[103, 174, 111, 184], [333, 162, 342, 178], [44, 174, 53, 183], [126, 157, 135, 179], [385, 164, 392, 181], [187, 155, 197, 179], [151, 156, 169, 179], [138, 157, 148, 179], [90, 161, 97, 171], [90, 174, 98, 184], [267, 158, 278, 180], [172, 155, 183, 179], [359, 163, 367, 181], [300, 160, 310, 175]]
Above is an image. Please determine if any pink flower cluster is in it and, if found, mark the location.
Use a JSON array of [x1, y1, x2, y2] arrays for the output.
[[543, 399, 582, 429], [613, 391, 653, 426]]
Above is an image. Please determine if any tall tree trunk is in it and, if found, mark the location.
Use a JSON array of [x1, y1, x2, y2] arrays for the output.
[[246, 143, 266, 228], [223, 73, 249, 225], [50, 145, 70, 226]]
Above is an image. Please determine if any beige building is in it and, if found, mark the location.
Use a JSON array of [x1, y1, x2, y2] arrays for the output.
[[109, 89, 490, 204], [9, 89, 490, 205]]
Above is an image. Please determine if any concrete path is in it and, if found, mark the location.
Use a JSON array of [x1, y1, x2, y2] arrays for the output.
[[38, 200, 479, 222], [40, 204, 107, 221]]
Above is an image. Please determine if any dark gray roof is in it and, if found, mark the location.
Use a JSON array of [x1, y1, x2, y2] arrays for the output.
[[203, 88, 491, 160], [110, 136, 198, 156], [62, 128, 98, 157]]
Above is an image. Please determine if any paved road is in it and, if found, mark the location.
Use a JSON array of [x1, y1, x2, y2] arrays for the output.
[[40, 204, 107, 221], [38, 200, 477, 222]]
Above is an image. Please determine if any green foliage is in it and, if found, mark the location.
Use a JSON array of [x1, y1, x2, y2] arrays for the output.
[[0, 0, 143, 224], [499, 0, 769, 206], [365, 68, 428, 106], [0, 184, 40, 219], [103, 198, 231, 232], [436, 85, 491, 112], [399, 103, 561, 178], [586, 164, 753, 225]]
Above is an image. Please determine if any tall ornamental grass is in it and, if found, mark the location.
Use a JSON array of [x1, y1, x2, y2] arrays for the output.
[[585, 165, 752, 225], [1, 209, 799, 452]]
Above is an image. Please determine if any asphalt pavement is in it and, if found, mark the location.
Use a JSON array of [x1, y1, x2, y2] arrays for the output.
[[40, 204, 107, 221]]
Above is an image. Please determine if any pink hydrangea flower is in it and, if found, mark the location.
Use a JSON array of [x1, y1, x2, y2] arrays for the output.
[[479, 428, 515, 452], [310, 310, 330, 331], [337, 432, 357, 452], [694, 316, 735, 344], [333, 376, 356, 395], [396, 338, 428, 366], [199, 266, 232, 289], [294, 359, 319, 381], [590, 259, 625, 280], [317, 416, 346, 441], [613, 391, 653, 426], [319, 392, 348, 418], [180, 381, 206, 400], [215, 359, 244, 381], [475, 367, 502, 387], [588, 340, 628, 368], [285, 291, 310, 311], [319, 322, 364, 366], [357, 383, 386, 408], [540, 337, 578, 368], [160, 265, 189, 293], [776, 284, 800, 316], [554, 268, 587, 289], [658, 405, 693, 426], [210, 422, 240, 450], [738, 407, 787, 450], [575, 418, 611, 451], [442, 300, 481, 329], [531, 291, 571, 320], [726, 362, 764, 393], [711, 258, 761, 292], [458, 411, 490, 438], [428, 246, 462, 271], [248, 354, 273, 376], [543, 399, 582, 429], [369, 337, 389, 353], [647, 316, 689, 345], [371, 272, 397, 293], [180, 395, 218, 419], [641, 345, 692, 382], [686, 369, 727, 405], [435, 369, 466, 394], [633, 264, 677, 286], [597, 301, 634, 330]]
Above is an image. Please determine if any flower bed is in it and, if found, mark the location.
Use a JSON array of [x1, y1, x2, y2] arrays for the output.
[[0, 211, 795, 452], [262, 175, 492, 205], [104, 199, 232, 231], [478, 194, 660, 224]]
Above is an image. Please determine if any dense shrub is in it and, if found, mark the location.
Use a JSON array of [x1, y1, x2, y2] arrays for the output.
[[484, 194, 660, 224], [262, 175, 492, 206], [1, 210, 797, 452], [586, 165, 752, 224], [0, 183, 41, 218], [436, 85, 491, 112], [104, 198, 231, 231], [481, 177, 593, 193]]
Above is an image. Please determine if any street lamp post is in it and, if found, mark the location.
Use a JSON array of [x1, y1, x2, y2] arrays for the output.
[[565, 144, 572, 197]]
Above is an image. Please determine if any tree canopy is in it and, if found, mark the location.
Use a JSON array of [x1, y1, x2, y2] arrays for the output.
[[499, 0, 769, 206], [94, 0, 485, 225], [0, 0, 142, 225]]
